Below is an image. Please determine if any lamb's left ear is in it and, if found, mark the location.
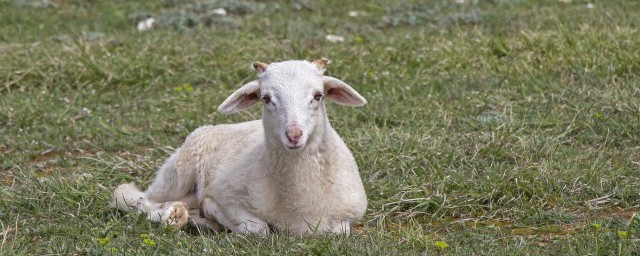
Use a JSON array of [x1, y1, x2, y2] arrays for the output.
[[217, 80, 260, 114], [322, 76, 367, 107]]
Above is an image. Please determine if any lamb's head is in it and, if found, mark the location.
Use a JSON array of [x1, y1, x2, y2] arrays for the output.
[[217, 58, 367, 150]]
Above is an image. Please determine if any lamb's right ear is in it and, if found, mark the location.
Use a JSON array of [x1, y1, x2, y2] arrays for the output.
[[217, 80, 260, 114]]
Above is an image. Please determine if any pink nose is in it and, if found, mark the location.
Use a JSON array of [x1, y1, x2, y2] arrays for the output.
[[286, 126, 303, 145]]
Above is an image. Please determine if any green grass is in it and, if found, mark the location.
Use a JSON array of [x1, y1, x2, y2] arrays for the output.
[[1, 0, 640, 254]]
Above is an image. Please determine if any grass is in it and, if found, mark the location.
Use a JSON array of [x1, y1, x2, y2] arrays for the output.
[[1, 0, 640, 254]]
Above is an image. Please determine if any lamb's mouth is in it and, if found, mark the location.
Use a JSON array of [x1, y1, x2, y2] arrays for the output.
[[285, 144, 303, 150]]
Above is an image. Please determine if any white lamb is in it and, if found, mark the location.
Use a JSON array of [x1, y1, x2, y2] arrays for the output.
[[111, 58, 368, 235]]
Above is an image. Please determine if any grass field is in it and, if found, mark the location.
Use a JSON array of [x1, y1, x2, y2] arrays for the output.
[[1, 0, 640, 254]]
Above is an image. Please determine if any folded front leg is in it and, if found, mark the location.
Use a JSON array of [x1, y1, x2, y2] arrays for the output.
[[200, 197, 268, 235], [146, 201, 190, 229]]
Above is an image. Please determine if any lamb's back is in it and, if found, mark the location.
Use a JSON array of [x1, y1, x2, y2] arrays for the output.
[[174, 120, 264, 177]]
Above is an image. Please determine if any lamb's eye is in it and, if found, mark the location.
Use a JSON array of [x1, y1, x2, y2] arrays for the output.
[[313, 92, 323, 101], [262, 95, 271, 104]]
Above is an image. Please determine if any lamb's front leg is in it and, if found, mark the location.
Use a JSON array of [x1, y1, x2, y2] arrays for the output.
[[146, 201, 190, 228], [200, 197, 268, 235]]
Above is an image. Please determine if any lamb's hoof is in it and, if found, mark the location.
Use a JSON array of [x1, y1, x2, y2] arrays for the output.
[[161, 202, 189, 229]]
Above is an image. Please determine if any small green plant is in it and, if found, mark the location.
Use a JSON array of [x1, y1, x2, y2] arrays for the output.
[[96, 237, 118, 252], [174, 83, 194, 92], [593, 112, 604, 119], [141, 234, 156, 247], [97, 237, 110, 247], [435, 241, 449, 250], [617, 230, 627, 239]]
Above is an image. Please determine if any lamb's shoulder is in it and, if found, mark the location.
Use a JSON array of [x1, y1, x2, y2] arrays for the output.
[[202, 121, 272, 203], [208, 142, 276, 226]]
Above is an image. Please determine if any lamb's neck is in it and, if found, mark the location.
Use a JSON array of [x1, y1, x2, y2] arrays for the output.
[[265, 122, 335, 188]]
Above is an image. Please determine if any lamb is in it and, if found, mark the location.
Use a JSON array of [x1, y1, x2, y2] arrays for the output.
[[111, 58, 368, 235]]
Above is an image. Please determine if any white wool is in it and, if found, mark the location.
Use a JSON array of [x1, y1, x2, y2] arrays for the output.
[[111, 59, 367, 235]]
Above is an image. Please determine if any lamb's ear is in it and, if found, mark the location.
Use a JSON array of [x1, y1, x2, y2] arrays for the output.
[[217, 80, 260, 114], [252, 61, 268, 74], [322, 76, 367, 106]]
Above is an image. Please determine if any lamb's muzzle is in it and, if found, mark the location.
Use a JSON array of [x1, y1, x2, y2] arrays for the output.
[[285, 124, 303, 146]]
